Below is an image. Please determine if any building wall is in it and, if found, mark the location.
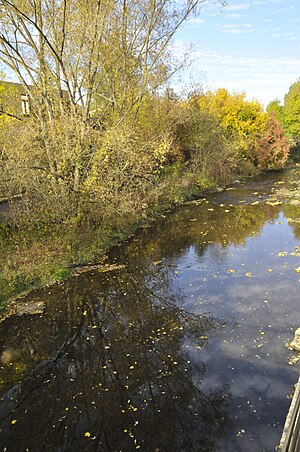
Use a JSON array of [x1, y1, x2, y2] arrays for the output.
[[0, 81, 31, 118]]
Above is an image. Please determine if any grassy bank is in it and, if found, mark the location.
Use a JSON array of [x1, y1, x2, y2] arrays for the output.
[[0, 170, 217, 308]]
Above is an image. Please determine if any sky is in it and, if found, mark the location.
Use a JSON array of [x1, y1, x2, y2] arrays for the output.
[[173, 0, 300, 107]]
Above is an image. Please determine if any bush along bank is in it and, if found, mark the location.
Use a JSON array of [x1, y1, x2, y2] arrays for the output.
[[0, 89, 291, 309]]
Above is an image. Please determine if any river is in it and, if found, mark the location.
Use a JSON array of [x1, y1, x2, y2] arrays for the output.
[[0, 167, 300, 451]]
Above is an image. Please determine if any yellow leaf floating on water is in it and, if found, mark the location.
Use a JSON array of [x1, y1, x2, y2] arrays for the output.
[[266, 201, 281, 206], [260, 332, 265, 335], [289, 355, 300, 365], [295, 267, 300, 273], [85, 432, 91, 437], [278, 252, 288, 257], [227, 269, 236, 273], [268, 269, 273, 272], [11, 420, 17, 424], [245, 272, 252, 277]]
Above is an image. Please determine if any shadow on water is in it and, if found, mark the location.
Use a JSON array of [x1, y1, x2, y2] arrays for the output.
[[1, 166, 300, 451]]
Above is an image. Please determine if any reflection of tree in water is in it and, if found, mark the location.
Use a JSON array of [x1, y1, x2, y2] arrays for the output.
[[276, 167, 300, 239], [282, 204, 300, 240], [0, 264, 230, 451], [115, 204, 280, 266]]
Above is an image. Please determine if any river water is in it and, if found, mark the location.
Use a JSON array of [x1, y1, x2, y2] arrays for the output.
[[0, 167, 300, 451]]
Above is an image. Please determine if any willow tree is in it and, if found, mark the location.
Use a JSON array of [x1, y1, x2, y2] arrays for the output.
[[0, 0, 226, 120], [0, 0, 225, 202]]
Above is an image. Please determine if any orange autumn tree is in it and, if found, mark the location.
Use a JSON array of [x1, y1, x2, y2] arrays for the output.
[[249, 113, 290, 170]]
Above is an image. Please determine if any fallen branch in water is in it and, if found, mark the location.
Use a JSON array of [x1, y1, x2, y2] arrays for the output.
[[68, 261, 127, 275]]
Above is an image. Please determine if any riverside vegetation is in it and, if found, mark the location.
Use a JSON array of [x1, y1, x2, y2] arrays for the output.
[[0, 0, 297, 308]]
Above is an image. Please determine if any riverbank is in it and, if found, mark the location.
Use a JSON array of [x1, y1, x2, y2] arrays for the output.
[[1, 163, 299, 313], [0, 171, 213, 309], [0, 167, 255, 310]]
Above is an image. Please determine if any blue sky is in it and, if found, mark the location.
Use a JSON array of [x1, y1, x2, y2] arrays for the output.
[[174, 0, 300, 107]]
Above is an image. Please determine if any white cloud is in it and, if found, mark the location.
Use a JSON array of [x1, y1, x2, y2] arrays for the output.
[[221, 23, 253, 34], [227, 2, 250, 11], [225, 13, 244, 18], [272, 6, 294, 13], [172, 41, 300, 106], [254, 0, 285, 4], [270, 31, 296, 38], [188, 17, 206, 24]]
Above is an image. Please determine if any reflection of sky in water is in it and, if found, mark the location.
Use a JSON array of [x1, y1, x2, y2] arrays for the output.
[[169, 204, 300, 450]]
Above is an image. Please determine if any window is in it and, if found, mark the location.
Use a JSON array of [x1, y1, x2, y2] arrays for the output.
[[21, 94, 30, 115]]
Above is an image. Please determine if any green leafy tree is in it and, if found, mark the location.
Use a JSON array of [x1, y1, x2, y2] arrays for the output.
[[266, 99, 284, 125], [283, 79, 300, 139]]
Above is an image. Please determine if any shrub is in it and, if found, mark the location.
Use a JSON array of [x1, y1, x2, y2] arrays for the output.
[[248, 113, 290, 170]]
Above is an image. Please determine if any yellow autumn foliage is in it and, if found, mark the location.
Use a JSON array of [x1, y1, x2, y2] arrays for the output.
[[197, 88, 268, 152]]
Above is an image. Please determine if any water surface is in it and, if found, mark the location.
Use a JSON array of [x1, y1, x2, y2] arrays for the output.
[[0, 167, 300, 451]]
